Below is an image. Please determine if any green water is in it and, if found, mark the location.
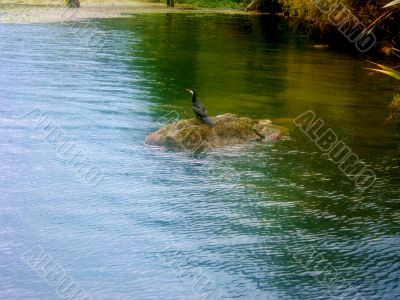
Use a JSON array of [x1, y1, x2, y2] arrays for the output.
[[1, 13, 399, 299]]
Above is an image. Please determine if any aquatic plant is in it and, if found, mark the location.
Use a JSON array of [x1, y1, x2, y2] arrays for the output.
[[367, 62, 400, 81], [387, 94, 400, 120], [367, 62, 400, 121]]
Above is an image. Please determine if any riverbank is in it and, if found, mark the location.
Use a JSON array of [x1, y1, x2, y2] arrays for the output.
[[0, 0, 249, 24]]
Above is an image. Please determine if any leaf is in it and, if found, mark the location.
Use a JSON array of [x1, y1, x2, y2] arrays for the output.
[[366, 68, 400, 80], [366, 61, 400, 80], [384, 0, 400, 8]]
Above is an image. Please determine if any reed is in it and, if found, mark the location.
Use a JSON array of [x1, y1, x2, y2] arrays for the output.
[[367, 62, 400, 121]]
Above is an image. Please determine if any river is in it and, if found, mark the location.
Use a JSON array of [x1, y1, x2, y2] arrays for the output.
[[0, 13, 399, 299]]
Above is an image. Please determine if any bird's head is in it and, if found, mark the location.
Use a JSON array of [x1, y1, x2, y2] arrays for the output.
[[185, 88, 195, 95], [185, 88, 197, 101]]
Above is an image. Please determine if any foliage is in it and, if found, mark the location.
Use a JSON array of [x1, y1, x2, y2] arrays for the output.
[[175, 0, 249, 9], [384, 0, 400, 8], [367, 62, 400, 81], [66, 0, 80, 8], [367, 61, 400, 121], [387, 94, 400, 120], [367, 0, 400, 121], [279, 0, 400, 51]]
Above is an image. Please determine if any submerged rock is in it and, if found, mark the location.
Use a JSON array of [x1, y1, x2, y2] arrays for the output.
[[145, 113, 287, 151]]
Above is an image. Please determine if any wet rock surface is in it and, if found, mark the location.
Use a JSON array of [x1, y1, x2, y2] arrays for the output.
[[145, 113, 287, 151]]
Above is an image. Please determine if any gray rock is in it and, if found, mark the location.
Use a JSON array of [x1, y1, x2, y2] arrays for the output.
[[145, 113, 287, 152]]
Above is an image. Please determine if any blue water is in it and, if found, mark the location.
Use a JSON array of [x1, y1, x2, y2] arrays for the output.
[[1, 14, 400, 299]]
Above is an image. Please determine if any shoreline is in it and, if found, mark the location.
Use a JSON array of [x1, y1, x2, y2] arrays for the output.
[[0, 1, 251, 24]]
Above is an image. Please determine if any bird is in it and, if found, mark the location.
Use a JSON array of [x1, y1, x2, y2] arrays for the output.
[[185, 89, 214, 125]]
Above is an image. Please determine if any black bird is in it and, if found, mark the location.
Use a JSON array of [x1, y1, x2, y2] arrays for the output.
[[186, 89, 214, 125]]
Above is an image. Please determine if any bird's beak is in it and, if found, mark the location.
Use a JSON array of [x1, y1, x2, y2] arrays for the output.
[[185, 88, 193, 95]]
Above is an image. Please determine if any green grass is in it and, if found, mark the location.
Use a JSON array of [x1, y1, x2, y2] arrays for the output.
[[176, 0, 247, 9]]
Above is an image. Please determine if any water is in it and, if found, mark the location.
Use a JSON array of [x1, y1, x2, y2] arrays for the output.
[[1, 14, 399, 299]]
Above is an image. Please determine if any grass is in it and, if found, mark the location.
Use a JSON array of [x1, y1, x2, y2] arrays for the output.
[[0, 0, 249, 9], [367, 62, 400, 81], [367, 61, 400, 121], [175, 0, 247, 9]]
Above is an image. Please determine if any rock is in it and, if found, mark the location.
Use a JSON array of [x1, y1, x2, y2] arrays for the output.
[[145, 113, 287, 152]]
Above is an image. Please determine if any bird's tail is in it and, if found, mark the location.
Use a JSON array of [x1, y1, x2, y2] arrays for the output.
[[201, 116, 214, 125]]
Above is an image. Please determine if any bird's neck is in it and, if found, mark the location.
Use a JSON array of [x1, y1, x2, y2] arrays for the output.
[[192, 93, 197, 103]]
